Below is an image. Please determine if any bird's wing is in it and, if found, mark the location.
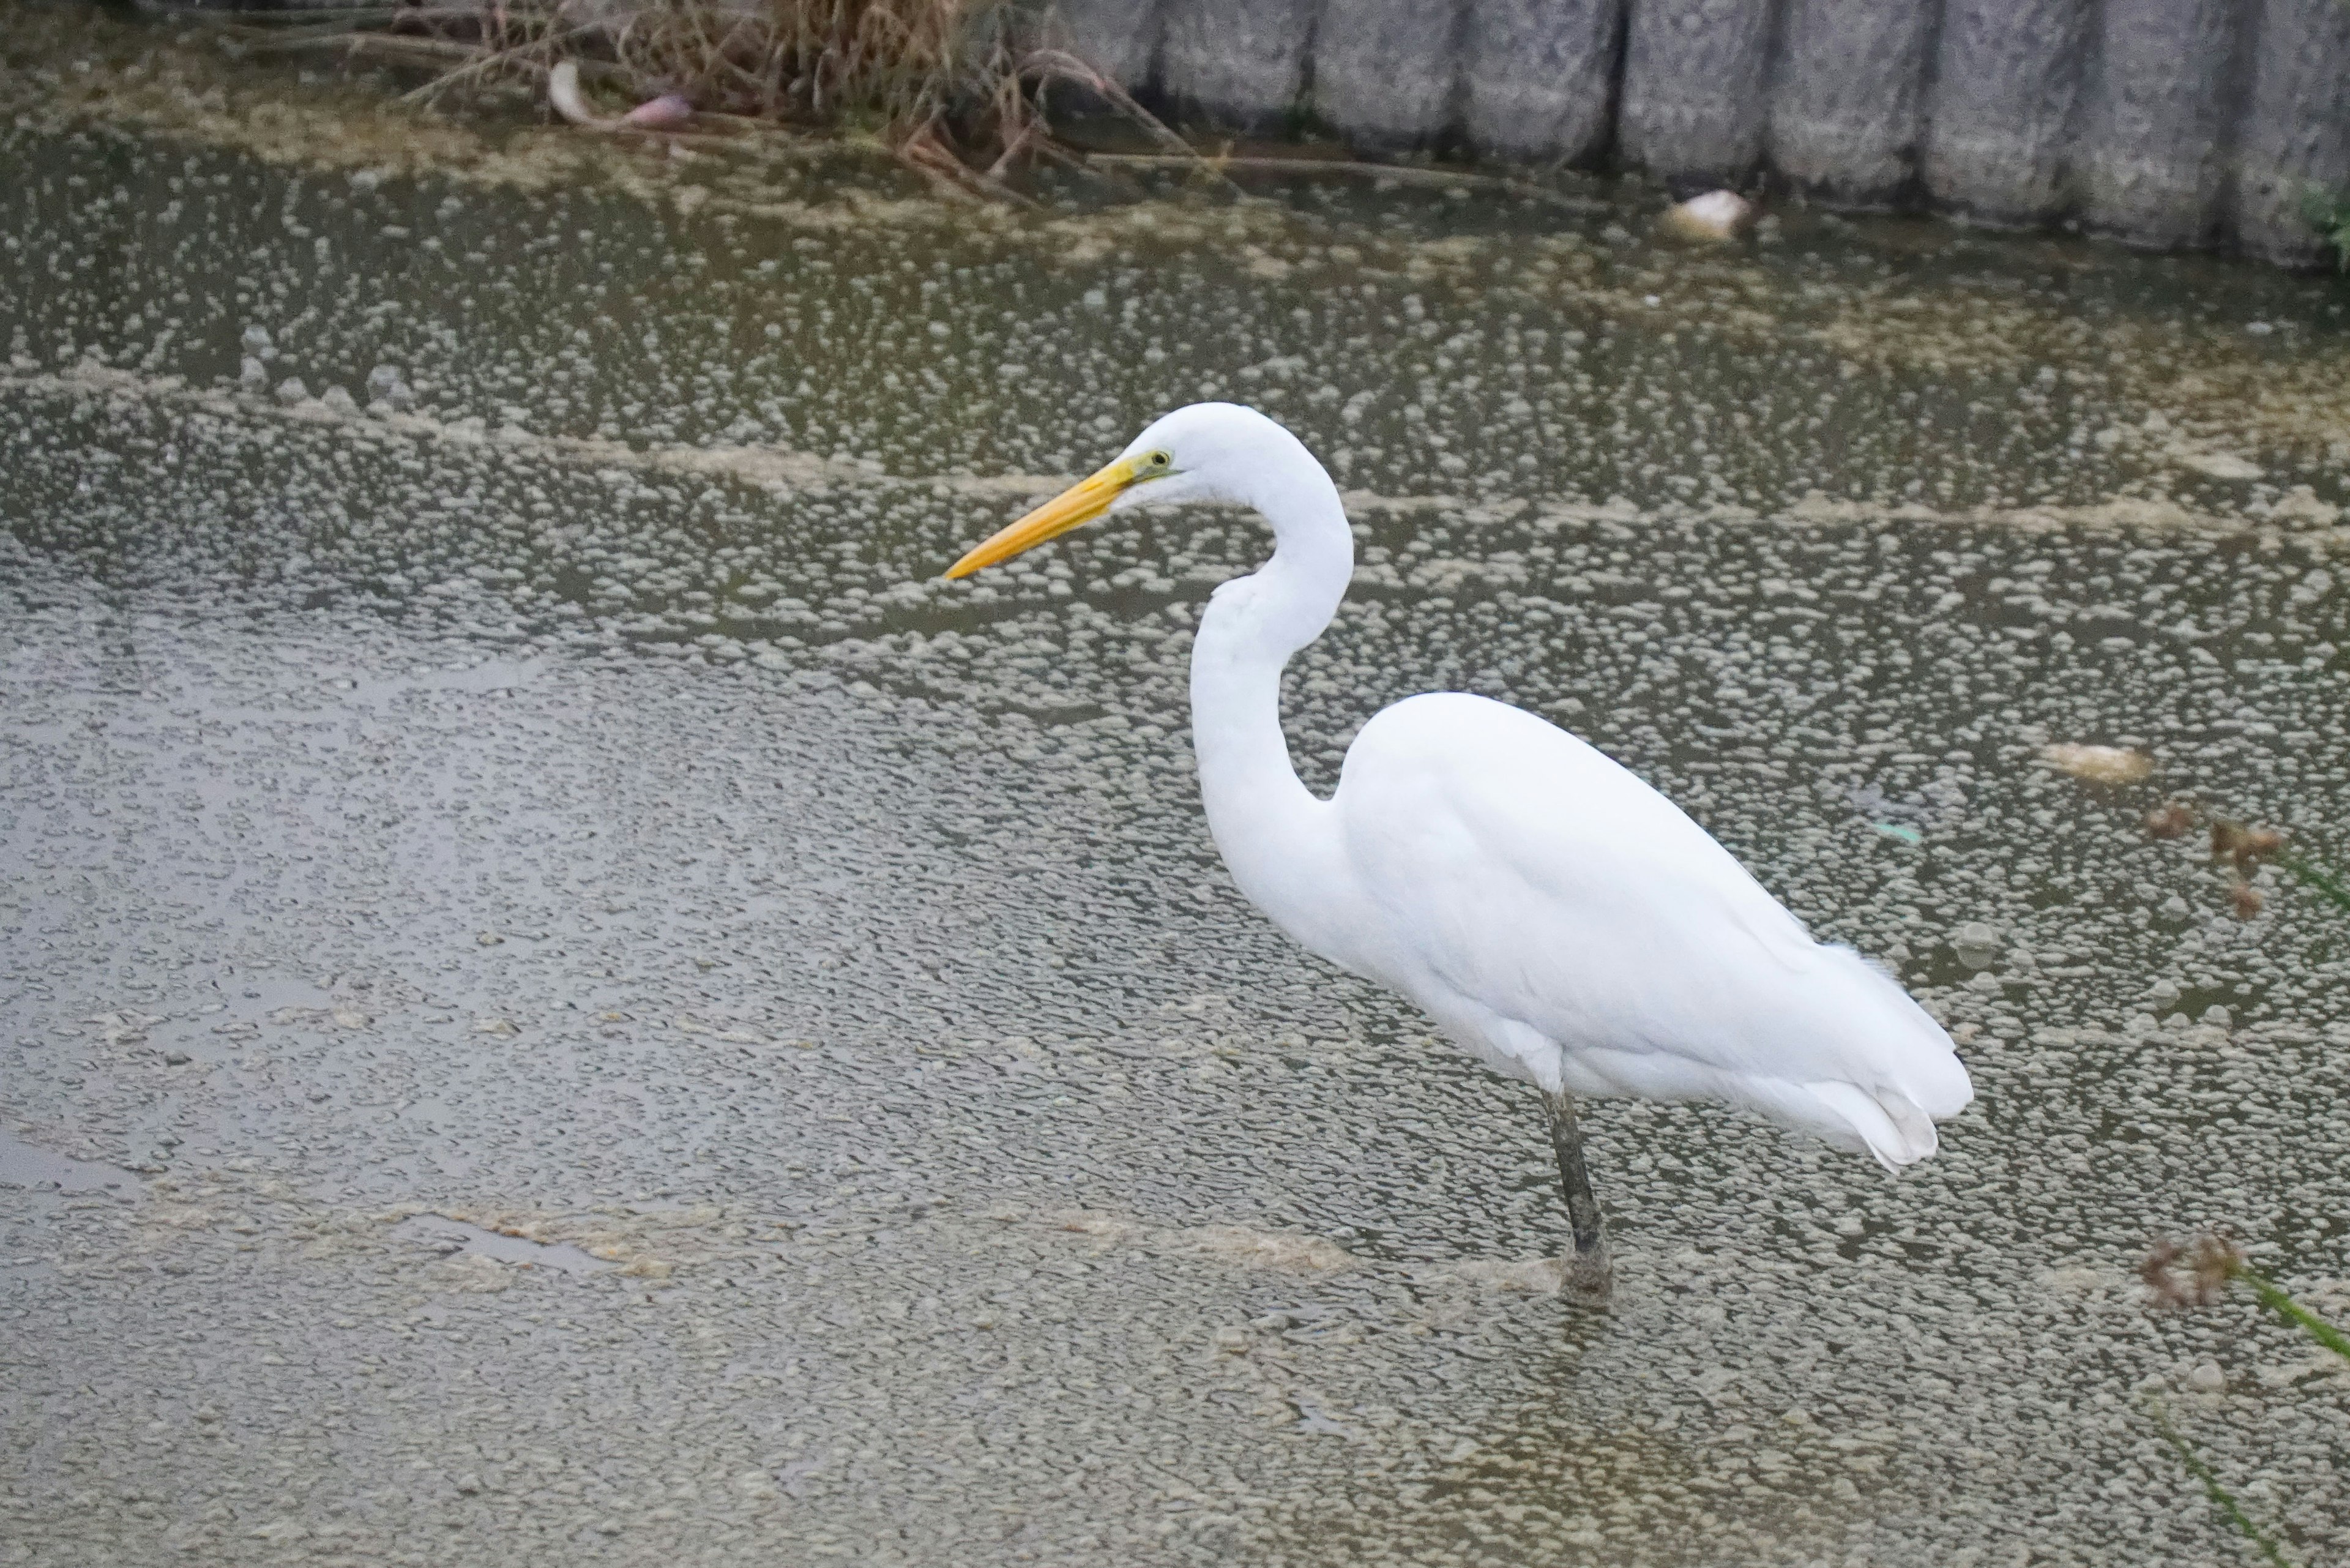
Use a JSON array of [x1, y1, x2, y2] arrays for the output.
[[1335, 694, 1970, 1148]]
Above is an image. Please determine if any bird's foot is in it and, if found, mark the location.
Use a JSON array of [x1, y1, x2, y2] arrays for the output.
[[1560, 1238, 1613, 1307]]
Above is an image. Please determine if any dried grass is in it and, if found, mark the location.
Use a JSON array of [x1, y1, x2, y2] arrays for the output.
[[211, 0, 1556, 204], [222, 0, 1199, 198]]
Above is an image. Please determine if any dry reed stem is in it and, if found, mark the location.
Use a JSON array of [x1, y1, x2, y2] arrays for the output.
[[1086, 150, 1604, 210], [211, 1, 1223, 199]]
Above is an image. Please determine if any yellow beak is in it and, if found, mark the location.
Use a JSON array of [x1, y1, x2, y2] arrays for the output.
[[946, 456, 1141, 579]]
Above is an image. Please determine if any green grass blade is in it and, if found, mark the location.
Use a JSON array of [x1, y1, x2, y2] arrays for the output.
[[2275, 853, 2350, 917], [2237, 1268, 2350, 1362], [2146, 1400, 2299, 1568]]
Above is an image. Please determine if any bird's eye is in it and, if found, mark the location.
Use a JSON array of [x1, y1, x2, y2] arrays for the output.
[[1148, 450, 1171, 468]]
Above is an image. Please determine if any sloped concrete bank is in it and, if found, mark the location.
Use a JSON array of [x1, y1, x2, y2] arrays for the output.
[[1040, 0, 2350, 266]]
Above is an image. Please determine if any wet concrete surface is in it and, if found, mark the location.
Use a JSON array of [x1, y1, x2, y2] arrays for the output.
[[4, 18, 2350, 1568]]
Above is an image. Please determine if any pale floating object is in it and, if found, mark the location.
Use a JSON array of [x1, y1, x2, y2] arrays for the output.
[[2042, 742, 2154, 785], [548, 61, 693, 133], [1436, 1256, 1575, 1294], [2172, 450, 2263, 481], [1660, 189, 1755, 242], [944, 403, 1974, 1303], [1949, 921, 2002, 972], [547, 61, 602, 127], [621, 94, 695, 131]]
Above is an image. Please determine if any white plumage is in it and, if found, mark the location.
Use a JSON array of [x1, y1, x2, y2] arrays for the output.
[[948, 401, 1972, 1286], [1323, 693, 1970, 1170]]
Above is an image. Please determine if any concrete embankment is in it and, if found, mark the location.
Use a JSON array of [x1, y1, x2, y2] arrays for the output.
[[1044, 0, 2349, 265]]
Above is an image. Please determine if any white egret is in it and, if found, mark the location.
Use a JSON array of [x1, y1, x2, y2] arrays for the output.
[[947, 403, 1972, 1299]]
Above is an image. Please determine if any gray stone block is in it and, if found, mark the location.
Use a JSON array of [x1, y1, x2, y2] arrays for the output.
[[2234, 0, 2350, 265], [1461, 0, 1622, 164], [1158, 0, 1316, 129], [1314, 0, 1463, 149], [1034, 0, 1164, 89], [1619, 0, 1777, 183], [2076, 0, 2240, 248], [1768, 0, 1934, 206], [1923, 0, 2092, 224]]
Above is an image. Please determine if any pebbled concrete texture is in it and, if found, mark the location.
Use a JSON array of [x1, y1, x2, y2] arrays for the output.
[[1923, 0, 2095, 226], [1617, 0, 1778, 185], [169, 0, 2349, 261], [2075, 0, 2242, 249], [2234, 0, 2350, 267], [1459, 0, 1622, 165], [1035, 0, 1165, 89], [6, 26, 2350, 1568], [1155, 0, 1315, 130], [1310, 0, 1461, 152], [23, 0, 2344, 261], [1033, 0, 2349, 264], [1767, 0, 1936, 207]]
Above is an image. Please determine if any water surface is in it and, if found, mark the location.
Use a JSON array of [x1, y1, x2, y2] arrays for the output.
[[4, 15, 2350, 1567]]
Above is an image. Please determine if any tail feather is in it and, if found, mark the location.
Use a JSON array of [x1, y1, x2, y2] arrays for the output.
[[1808, 1081, 1940, 1172], [1797, 945, 1974, 1172], [1877, 1087, 1939, 1155], [1819, 944, 1977, 1119]]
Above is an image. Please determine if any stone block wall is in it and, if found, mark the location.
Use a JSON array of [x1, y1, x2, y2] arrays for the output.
[[1044, 0, 2350, 264]]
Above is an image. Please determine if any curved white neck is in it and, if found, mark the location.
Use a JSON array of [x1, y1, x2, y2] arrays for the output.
[[1187, 453, 1356, 960]]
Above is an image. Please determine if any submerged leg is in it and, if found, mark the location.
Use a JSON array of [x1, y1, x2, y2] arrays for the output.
[[1543, 1089, 1613, 1304]]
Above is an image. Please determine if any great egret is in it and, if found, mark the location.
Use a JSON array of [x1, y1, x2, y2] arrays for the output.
[[947, 403, 1973, 1299]]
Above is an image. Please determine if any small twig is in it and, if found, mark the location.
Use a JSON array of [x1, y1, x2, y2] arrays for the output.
[[896, 117, 1031, 206], [1083, 150, 1603, 211], [682, 114, 897, 158], [1021, 48, 1242, 198], [1024, 135, 1091, 176], [179, 0, 408, 14], [983, 114, 1042, 182], [212, 9, 434, 41], [401, 28, 595, 106], [2144, 1398, 2299, 1568], [246, 32, 485, 64]]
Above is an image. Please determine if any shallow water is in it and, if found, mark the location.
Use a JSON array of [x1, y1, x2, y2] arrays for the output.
[[4, 15, 2350, 1568]]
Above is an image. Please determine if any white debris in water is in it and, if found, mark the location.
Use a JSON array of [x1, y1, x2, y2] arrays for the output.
[[2041, 742, 2154, 785], [365, 363, 415, 413], [620, 94, 695, 132], [393, 1214, 613, 1275], [1425, 1256, 1571, 1294], [2171, 450, 2263, 480], [1950, 922, 2004, 972], [1660, 190, 1755, 242], [1027, 1208, 1356, 1272]]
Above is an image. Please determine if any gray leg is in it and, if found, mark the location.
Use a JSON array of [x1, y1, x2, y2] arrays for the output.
[[1543, 1089, 1613, 1304]]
